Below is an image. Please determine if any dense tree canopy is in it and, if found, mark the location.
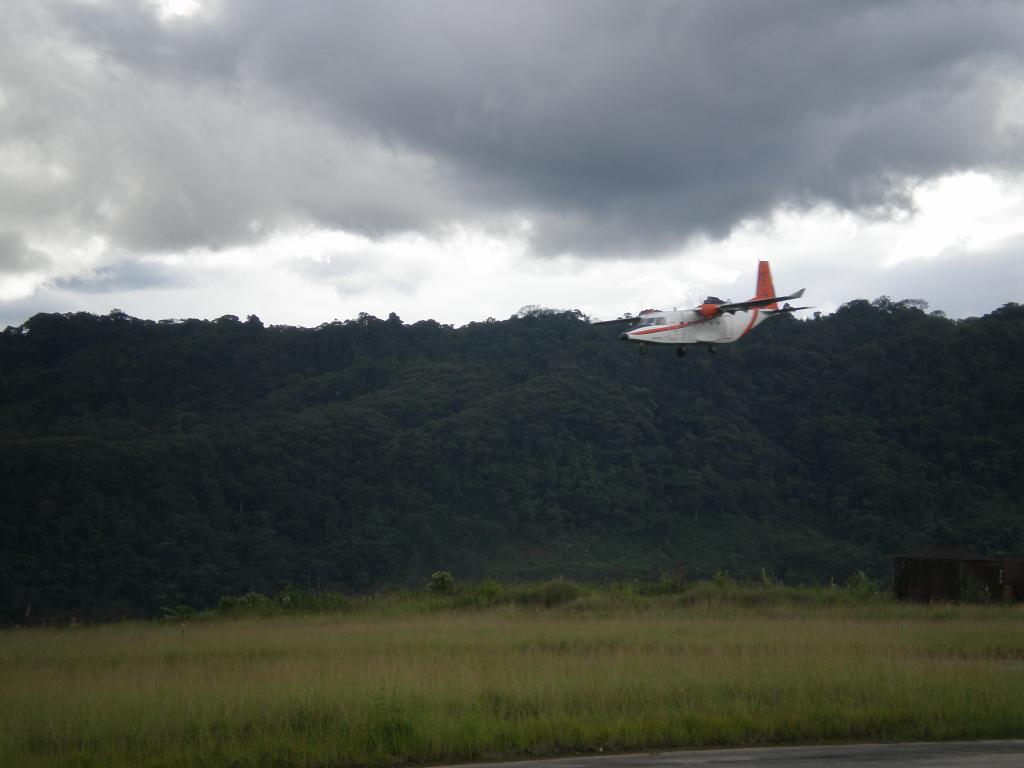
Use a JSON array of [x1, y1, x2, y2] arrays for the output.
[[1, 298, 1022, 621]]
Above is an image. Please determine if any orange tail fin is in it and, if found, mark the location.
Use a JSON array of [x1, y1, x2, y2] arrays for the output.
[[755, 261, 778, 310]]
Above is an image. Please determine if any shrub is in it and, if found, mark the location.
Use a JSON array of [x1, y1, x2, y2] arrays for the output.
[[218, 592, 274, 615], [428, 571, 455, 594], [274, 586, 320, 612], [160, 605, 196, 621], [218, 589, 353, 616], [844, 570, 877, 600], [712, 570, 736, 590], [447, 579, 506, 608], [632, 568, 689, 596], [478, 579, 504, 603], [958, 571, 991, 604], [511, 579, 583, 608], [319, 592, 354, 613]]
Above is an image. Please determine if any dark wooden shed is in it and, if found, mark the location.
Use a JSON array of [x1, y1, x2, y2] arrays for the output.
[[894, 551, 1024, 602]]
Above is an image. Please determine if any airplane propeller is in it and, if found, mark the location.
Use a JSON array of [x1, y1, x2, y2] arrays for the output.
[[763, 303, 813, 315]]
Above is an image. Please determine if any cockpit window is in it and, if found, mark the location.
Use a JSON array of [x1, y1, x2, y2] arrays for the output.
[[640, 316, 667, 326]]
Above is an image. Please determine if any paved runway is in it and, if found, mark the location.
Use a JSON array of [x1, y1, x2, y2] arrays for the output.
[[439, 740, 1024, 768]]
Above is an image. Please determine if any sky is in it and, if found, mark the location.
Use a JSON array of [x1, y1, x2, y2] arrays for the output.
[[2, 0, 1023, 328]]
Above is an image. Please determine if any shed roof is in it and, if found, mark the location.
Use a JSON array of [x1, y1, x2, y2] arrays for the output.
[[895, 550, 1023, 563]]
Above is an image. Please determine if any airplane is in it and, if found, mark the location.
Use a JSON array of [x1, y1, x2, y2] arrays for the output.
[[594, 261, 808, 356]]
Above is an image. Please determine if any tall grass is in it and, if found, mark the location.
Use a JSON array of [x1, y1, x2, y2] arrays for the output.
[[3, 586, 1024, 767]]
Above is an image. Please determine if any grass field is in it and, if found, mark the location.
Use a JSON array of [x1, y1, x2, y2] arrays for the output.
[[3, 584, 1024, 767]]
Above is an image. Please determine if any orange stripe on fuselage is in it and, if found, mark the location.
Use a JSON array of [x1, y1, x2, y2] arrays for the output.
[[630, 318, 709, 336]]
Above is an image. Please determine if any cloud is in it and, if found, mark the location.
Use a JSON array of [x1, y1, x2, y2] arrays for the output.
[[881, 237, 1024, 317], [1, 1, 1022, 327], [0, 2, 461, 257], [52, 259, 193, 293], [3, 0, 1021, 263], [0, 232, 50, 274], [289, 251, 428, 297]]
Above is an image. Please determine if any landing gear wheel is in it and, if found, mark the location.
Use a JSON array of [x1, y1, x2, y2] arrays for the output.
[[708, 344, 717, 354], [639, 345, 646, 356], [676, 347, 687, 358]]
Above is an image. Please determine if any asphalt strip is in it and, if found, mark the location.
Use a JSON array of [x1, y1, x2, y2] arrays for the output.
[[435, 740, 1024, 768]]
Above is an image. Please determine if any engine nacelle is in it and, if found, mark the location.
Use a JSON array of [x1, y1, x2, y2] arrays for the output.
[[698, 303, 720, 319]]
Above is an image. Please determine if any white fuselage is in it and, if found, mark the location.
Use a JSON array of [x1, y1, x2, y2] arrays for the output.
[[623, 307, 770, 345]]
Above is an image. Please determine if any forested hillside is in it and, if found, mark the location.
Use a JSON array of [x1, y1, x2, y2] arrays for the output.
[[2, 299, 1022, 622]]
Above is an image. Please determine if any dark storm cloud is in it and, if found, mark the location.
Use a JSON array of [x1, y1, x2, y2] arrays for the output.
[[6, 0, 1024, 257], [0, 2, 458, 256]]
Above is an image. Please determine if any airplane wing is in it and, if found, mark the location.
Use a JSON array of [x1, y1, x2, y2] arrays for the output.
[[716, 289, 805, 314], [590, 316, 643, 326]]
